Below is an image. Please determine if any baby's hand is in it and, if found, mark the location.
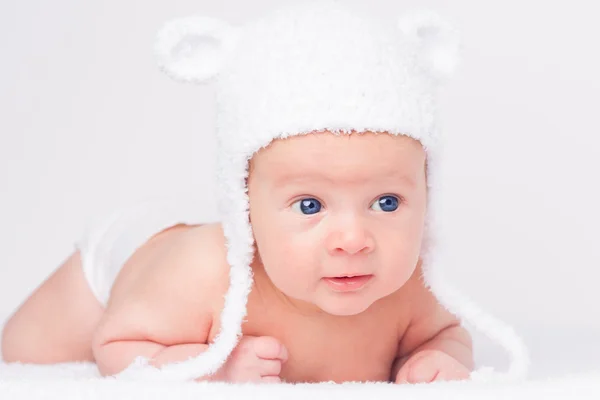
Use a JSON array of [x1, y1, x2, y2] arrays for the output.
[[210, 335, 288, 383], [394, 349, 470, 384]]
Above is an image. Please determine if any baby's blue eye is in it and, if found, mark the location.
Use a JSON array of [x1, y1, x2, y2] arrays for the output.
[[371, 195, 399, 212], [292, 198, 322, 215]]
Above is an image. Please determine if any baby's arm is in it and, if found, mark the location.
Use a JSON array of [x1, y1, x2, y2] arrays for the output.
[[92, 299, 214, 377], [93, 325, 213, 377], [391, 277, 473, 383], [92, 224, 228, 379]]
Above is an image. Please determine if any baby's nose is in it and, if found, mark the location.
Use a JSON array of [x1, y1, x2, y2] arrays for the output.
[[325, 222, 374, 256]]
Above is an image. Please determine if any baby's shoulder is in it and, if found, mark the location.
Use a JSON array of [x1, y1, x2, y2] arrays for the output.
[[178, 222, 231, 298], [158, 222, 231, 314]]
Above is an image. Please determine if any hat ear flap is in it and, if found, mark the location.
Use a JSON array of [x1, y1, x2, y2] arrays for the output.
[[155, 16, 239, 84], [397, 10, 462, 84]]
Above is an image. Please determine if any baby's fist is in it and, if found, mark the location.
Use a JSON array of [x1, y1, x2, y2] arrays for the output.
[[395, 350, 470, 384], [211, 335, 288, 383]]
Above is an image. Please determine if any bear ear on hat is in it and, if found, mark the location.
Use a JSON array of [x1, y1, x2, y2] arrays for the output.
[[155, 16, 239, 84], [397, 10, 462, 84]]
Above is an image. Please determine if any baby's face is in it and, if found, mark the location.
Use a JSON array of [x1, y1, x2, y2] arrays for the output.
[[247, 131, 427, 316]]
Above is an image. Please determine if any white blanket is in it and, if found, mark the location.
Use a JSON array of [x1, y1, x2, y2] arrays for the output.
[[1, 362, 599, 400]]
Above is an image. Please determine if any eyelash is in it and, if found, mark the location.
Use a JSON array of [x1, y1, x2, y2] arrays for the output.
[[288, 194, 405, 210]]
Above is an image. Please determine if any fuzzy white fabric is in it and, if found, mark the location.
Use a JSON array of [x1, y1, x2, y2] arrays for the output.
[[119, 0, 531, 383], [1, 362, 600, 400]]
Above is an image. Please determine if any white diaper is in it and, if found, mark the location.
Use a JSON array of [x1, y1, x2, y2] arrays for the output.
[[74, 199, 211, 307]]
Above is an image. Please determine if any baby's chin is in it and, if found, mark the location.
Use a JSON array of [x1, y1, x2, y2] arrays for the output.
[[313, 281, 405, 317], [313, 291, 384, 317], [316, 301, 374, 317]]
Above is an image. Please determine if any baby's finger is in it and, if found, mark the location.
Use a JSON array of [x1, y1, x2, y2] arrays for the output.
[[394, 364, 413, 384], [395, 369, 408, 384], [253, 337, 288, 361], [407, 362, 440, 384], [433, 364, 471, 382], [260, 376, 282, 384], [259, 359, 283, 376]]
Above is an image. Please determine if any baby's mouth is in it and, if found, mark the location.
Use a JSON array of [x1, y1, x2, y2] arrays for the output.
[[322, 274, 373, 292]]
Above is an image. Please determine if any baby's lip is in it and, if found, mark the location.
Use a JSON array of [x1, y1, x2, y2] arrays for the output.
[[325, 273, 372, 278], [322, 275, 373, 292]]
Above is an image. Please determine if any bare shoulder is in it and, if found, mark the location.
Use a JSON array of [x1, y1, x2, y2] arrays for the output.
[[93, 222, 230, 347], [395, 261, 462, 354]]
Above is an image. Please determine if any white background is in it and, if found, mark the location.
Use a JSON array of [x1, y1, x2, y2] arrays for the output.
[[1, 0, 599, 378]]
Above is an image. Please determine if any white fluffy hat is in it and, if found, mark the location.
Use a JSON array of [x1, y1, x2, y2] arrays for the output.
[[120, 0, 529, 382]]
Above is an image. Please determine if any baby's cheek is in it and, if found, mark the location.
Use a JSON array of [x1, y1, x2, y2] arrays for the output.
[[278, 238, 310, 270], [259, 230, 298, 265], [276, 236, 316, 276], [381, 248, 418, 287]]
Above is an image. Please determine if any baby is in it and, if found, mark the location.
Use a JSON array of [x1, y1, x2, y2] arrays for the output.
[[1, 1, 528, 385], [2, 130, 472, 384]]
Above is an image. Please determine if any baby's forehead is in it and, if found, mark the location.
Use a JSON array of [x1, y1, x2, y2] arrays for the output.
[[250, 131, 425, 180]]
